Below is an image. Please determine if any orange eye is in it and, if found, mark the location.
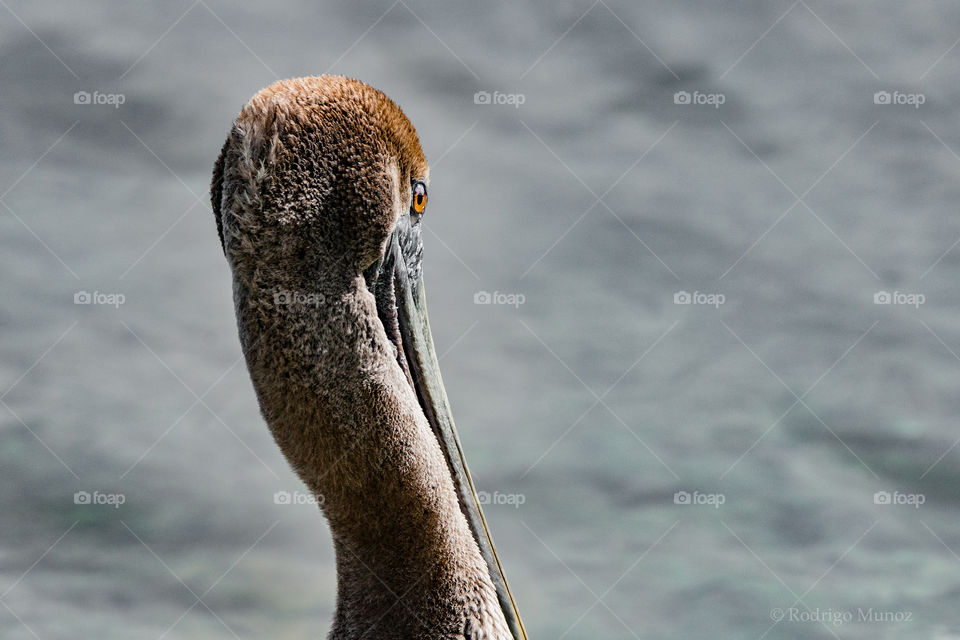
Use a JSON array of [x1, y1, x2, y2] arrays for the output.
[[411, 182, 427, 215]]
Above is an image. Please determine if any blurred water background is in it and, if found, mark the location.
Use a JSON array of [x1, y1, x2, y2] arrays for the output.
[[3, 1, 960, 638]]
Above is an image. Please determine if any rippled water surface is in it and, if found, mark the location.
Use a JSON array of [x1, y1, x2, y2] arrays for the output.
[[3, 2, 960, 638]]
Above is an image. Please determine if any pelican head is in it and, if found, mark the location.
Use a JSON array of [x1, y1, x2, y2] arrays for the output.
[[211, 76, 526, 639]]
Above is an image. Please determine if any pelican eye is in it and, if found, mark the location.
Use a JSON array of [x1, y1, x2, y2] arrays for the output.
[[411, 182, 427, 215]]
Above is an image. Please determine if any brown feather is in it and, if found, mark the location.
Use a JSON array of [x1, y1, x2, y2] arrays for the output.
[[211, 76, 510, 640]]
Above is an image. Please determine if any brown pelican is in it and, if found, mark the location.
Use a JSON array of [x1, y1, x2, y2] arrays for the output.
[[210, 76, 527, 640]]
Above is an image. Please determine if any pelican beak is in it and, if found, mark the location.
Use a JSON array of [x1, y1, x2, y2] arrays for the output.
[[366, 224, 527, 640]]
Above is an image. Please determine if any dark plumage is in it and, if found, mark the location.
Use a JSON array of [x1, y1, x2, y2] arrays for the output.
[[210, 76, 523, 639]]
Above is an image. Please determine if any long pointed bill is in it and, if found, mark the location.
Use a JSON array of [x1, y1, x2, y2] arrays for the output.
[[381, 231, 527, 640]]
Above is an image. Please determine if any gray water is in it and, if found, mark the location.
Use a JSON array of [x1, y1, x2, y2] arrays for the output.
[[3, 1, 960, 638]]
